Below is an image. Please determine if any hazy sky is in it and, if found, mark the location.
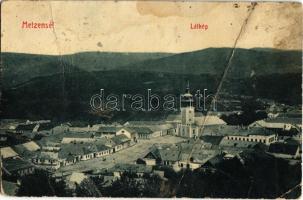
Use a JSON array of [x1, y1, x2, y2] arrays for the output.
[[2, 1, 302, 55]]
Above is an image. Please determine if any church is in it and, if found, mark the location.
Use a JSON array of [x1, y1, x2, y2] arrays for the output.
[[168, 84, 227, 138]]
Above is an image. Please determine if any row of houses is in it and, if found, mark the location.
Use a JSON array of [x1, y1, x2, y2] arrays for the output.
[[138, 126, 301, 172], [138, 142, 224, 171], [33, 134, 133, 170], [198, 126, 278, 145], [1, 141, 40, 180]]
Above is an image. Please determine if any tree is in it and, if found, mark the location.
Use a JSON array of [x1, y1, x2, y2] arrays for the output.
[[97, 172, 168, 197], [17, 169, 71, 197], [75, 177, 102, 197]]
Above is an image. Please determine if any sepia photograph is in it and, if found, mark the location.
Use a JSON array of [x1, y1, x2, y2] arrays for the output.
[[0, 0, 302, 198]]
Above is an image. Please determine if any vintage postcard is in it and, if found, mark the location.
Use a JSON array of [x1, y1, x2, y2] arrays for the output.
[[0, 0, 302, 198]]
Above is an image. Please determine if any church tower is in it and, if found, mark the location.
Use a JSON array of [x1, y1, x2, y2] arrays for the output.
[[180, 82, 195, 125]]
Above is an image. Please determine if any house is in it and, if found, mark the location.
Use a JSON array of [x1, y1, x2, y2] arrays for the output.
[[123, 121, 165, 126], [40, 141, 61, 152], [250, 117, 301, 131], [148, 124, 174, 137], [61, 132, 96, 144], [142, 143, 220, 171], [275, 128, 301, 141], [28, 129, 136, 169], [0, 119, 27, 130], [143, 145, 180, 169], [32, 151, 61, 170], [75, 143, 98, 161], [2, 157, 35, 178], [35, 122, 56, 135], [52, 124, 71, 134], [15, 124, 37, 134], [105, 163, 153, 178], [94, 137, 116, 150], [268, 143, 300, 159], [176, 142, 222, 170], [19, 141, 40, 151], [59, 140, 112, 166], [223, 127, 277, 145], [200, 135, 224, 146], [124, 121, 175, 138], [126, 127, 153, 140], [24, 120, 51, 125], [94, 143, 112, 158], [97, 126, 120, 138], [33, 143, 96, 169], [68, 126, 92, 133], [111, 135, 132, 152], [116, 127, 138, 141], [13, 141, 40, 160], [219, 138, 260, 149], [202, 154, 225, 168]]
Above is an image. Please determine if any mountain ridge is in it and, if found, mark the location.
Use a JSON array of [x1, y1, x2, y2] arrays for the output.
[[2, 48, 301, 82]]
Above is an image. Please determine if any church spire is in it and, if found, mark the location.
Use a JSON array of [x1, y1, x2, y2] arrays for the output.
[[186, 81, 190, 94], [181, 81, 193, 108]]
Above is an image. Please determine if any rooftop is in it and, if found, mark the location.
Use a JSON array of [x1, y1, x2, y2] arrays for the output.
[[37, 123, 56, 131], [0, 147, 18, 159], [15, 124, 37, 131], [268, 143, 299, 155], [36, 151, 59, 160], [202, 126, 275, 137], [13, 142, 40, 160], [110, 163, 153, 174], [111, 134, 130, 145], [2, 158, 34, 172], [200, 135, 224, 146], [127, 127, 153, 134], [264, 117, 301, 125], [219, 138, 260, 149], [124, 121, 168, 126], [97, 126, 119, 133]]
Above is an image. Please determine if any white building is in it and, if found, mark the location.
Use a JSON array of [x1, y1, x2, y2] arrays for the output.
[[250, 117, 301, 131], [223, 127, 277, 145], [176, 84, 198, 138]]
